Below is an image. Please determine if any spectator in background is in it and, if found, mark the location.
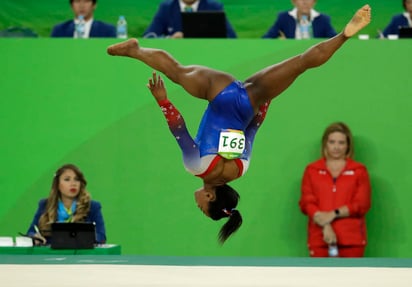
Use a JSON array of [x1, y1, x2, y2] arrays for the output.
[[143, 0, 237, 38], [51, 0, 116, 38], [381, 0, 412, 38], [27, 164, 106, 245], [263, 0, 336, 39], [299, 122, 371, 257]]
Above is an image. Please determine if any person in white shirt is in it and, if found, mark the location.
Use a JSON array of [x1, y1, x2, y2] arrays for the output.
[[51, 0, 116, 38], [143, 0, 237, 38], [382, 0, 412, 38], [263, 0, 337, 39]]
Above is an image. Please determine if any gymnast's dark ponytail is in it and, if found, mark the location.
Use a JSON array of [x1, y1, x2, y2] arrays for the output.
[[208, 184, 243, 244]]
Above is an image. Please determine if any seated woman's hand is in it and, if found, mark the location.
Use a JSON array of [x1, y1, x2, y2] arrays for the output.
[[32, 233, 47, 246]]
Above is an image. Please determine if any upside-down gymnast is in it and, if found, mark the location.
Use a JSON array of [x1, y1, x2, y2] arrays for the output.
[[107, 5, 371, 243]]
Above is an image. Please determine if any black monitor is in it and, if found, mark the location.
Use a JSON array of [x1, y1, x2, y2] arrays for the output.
[[398, 26, 412, 38], [51, 222, 96, 249], [181, 11, 227, 38]]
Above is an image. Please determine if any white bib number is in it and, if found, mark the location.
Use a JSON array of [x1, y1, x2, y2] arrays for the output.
[[218, 129, 245, 159]]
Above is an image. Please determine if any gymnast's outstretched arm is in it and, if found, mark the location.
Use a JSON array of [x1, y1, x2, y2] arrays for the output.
[[147, 72, 201, 172]]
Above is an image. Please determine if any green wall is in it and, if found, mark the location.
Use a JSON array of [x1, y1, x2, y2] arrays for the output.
[[1, 38, 411, 257], [0, 0, 405, 38]]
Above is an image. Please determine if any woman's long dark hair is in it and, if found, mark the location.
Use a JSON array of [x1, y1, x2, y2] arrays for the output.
[[208, 184, 242, 244]]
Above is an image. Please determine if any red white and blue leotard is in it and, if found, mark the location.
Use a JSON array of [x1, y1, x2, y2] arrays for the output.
[[157, 81, 270, 179]]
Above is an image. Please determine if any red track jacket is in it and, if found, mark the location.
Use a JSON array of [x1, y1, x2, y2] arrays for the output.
[[299, 158, 371, 247]]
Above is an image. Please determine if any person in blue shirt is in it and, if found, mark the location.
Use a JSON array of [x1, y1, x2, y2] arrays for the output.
[[51, 0, 116, 38], [381, 0, 412, 38], [27, 164, 106, 245], [143, 0, 237, 38], [263, 0, 337, 39], [108, 5, 370, 243]]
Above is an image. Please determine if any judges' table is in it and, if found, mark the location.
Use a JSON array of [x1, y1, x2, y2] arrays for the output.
[[0, 244, 121, 255]]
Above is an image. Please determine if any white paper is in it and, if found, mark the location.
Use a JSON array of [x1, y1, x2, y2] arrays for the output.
[[15, 236, 33, 247], [0, 236, 14, 246]]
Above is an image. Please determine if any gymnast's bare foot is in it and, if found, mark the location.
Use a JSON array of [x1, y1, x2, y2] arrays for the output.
[[107, 38, 140, 57], [344, 4, 371, 37]]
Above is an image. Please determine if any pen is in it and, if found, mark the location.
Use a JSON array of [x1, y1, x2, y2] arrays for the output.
[[34, 225, 40, 234], [377, 29, 384, 39]]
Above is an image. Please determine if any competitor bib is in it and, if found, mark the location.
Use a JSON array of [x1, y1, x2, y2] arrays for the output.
[[218, 129, 245, 159]]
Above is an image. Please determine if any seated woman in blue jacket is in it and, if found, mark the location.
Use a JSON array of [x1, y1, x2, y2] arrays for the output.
[[27, 164, 106, 245], [263, 0, 336, 39], [143, 0, 237, 38], [381, 0, 412, 38]]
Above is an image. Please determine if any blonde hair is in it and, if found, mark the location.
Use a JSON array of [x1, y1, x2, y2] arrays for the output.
[[321, 122, 354, 158], [38, 164, 91, 236]]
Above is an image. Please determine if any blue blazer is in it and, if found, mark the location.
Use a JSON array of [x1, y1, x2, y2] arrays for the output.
[[263, 11, 337, 39], [27, 199, 107, 244], [382, 14, 409, 37], [51, 20, 116, 38], [144, 0, 237, 38]]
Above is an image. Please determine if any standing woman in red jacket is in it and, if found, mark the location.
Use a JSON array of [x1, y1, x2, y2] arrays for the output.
[[299, 122, 371, 257]]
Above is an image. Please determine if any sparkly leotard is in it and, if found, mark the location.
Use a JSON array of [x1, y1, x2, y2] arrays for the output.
[[157, 81, 270, 179]]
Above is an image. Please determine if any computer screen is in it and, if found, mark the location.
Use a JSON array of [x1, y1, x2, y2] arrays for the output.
[[398, 26, 412, 38], [181, 11, 227, 38], [51, 222, 96, 249]]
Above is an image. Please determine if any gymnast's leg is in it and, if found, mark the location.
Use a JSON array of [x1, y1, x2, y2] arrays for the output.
[[244, 5, 371, 111], [107, 39, 234, 102], [242, 101, 271, 161]]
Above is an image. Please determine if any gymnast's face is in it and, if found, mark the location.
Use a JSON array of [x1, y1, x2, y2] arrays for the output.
[[194, 187, 216, 217]]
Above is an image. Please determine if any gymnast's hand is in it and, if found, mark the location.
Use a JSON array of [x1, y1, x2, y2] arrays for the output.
[[147, 71, 167, 101]]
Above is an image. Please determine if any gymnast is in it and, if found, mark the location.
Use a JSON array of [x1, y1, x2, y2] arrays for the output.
[[107, 4, 371, 243]]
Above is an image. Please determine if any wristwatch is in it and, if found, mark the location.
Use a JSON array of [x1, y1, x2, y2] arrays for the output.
[[334, 209, 340, 217]]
